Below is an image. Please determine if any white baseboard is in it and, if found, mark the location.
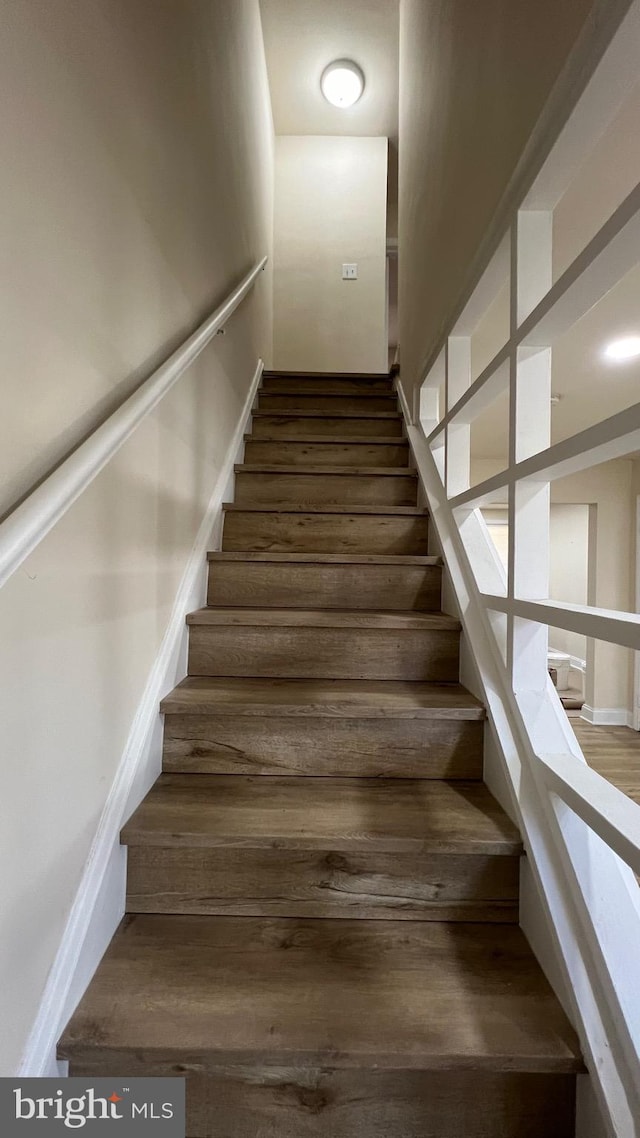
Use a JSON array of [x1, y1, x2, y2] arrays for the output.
[[18, 358, 264, 1078], [581, 704, 634, 728]]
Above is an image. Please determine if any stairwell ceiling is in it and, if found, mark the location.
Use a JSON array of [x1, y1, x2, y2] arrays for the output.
[[259, 0, 399, 141]]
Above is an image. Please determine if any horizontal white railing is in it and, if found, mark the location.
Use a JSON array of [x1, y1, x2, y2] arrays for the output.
[[401, 3, 640, 1133], [0, 256, 267, 591], [538, 751, 640, 878]]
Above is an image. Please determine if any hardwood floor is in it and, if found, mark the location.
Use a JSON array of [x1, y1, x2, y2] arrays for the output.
[[59, 370, 581, 1137], [571, 718, 640, 803]]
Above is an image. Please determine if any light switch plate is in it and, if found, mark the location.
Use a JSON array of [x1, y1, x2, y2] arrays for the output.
[[342, 263, 358, 280]]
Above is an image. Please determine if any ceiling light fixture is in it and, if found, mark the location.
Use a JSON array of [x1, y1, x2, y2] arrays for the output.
[[603, 335, 640, 362], [320, 60, 365, 108]]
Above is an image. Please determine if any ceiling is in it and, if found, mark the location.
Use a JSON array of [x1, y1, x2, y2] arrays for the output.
[[259, 0, 399, 141]]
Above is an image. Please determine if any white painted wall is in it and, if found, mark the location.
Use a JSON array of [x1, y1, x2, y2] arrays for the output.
[[0, 0, 273, 1075], [273, 135, 388, 372]]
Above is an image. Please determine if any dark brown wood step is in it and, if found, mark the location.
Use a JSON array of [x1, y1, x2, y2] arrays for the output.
[[207, 552, 442, 610], [262, 373, 394, 393], [243, 437, 411, 467], [258, 393, 398, 413], [124, 774, 520, 854], [222, 504, 429, 554], [123, 775, 520, 922], [250, 412, 404, 438], [233, 465, 418, 507], [186, 608, 461, 682], [161, 677, 484, 719], [126, 848, 519, 923], [161, 677, 485, 779], [59, 915, 583, 1073], [63, 1067, 578, 1138], [263, 369, 391, 379]]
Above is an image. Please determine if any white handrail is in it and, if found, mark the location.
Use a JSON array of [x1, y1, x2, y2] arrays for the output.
[[0, 256, 267, 590], [538, 751, 640, 877]]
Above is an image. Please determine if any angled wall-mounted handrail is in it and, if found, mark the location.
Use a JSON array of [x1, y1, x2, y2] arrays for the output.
[[0, 256, 267, 591]]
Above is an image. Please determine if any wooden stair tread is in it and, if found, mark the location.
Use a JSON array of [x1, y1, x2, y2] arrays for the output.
[[235, 464, 416, 477], [186, 607, 461, 630], [259, 388, 398, 399], [223, 502, 426, 515], [243, 434, 408, 444], [251, 409, 402, 419], [122, 775, 521, 854], [264, 370, 391, 379], [160, 677, 485, 719], [207, 552, 441, 565], [59, 915, 582, 1072]]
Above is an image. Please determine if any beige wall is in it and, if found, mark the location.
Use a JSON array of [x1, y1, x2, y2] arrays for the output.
[[398, 0, 595, 396], [553, 77, 640, 279], [0, 0, 273, 1074], [473, 458, 634, 714], [273, 135, 388, 372], [481, 503, 591, 668], [549, 505, 590, 664]]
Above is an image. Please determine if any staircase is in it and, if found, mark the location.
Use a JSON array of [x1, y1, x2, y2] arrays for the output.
[[59, 370, 582, 1136]]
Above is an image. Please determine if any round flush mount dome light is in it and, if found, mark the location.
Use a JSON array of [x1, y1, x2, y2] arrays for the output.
[[320, 60, 365, 108], [604, 335, 640, 362]]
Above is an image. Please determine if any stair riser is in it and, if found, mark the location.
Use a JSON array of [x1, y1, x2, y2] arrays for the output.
[[162, 716, 485, 778], [262, 376, 394, 394], [187, 626, 460, 681], [234, 471, 418, 507], [244, 440, 410, 467], [222, 512, 429, 554], [259, 394, 398, 413], [207, 562, 442, 610], [126, 847, 519, 922], [251, 415, 404, 438], [66, 1063, 576, 1138]]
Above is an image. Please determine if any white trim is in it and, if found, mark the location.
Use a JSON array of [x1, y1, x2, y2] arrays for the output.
[[450, 401, 640, 509], [17, 359, 264, 1078], [401, 3, 640, 1128], [539, 750, 640, 876], [402, 387, 640, 1132], [0, 258, 267, 592], [519, 182, 640, 346], [580, 705, 635, 728], [481, 595, 640, 652]]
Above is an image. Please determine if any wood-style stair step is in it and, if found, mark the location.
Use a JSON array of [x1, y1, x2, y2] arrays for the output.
[[222, 503, 429, 554], [186, 607, 461, 682], [262, 371, 394, 393], [160, 677, 486, 778], [250, 411, 404, 438], [62, 919, 582, 1069], [58, 365, 582, 1136], [207, 552, 442, 610], [123, 774, 521, 922], [258, 392, 398, 413], [243, 435, 411, 467], [233, 465, 418, 507]]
